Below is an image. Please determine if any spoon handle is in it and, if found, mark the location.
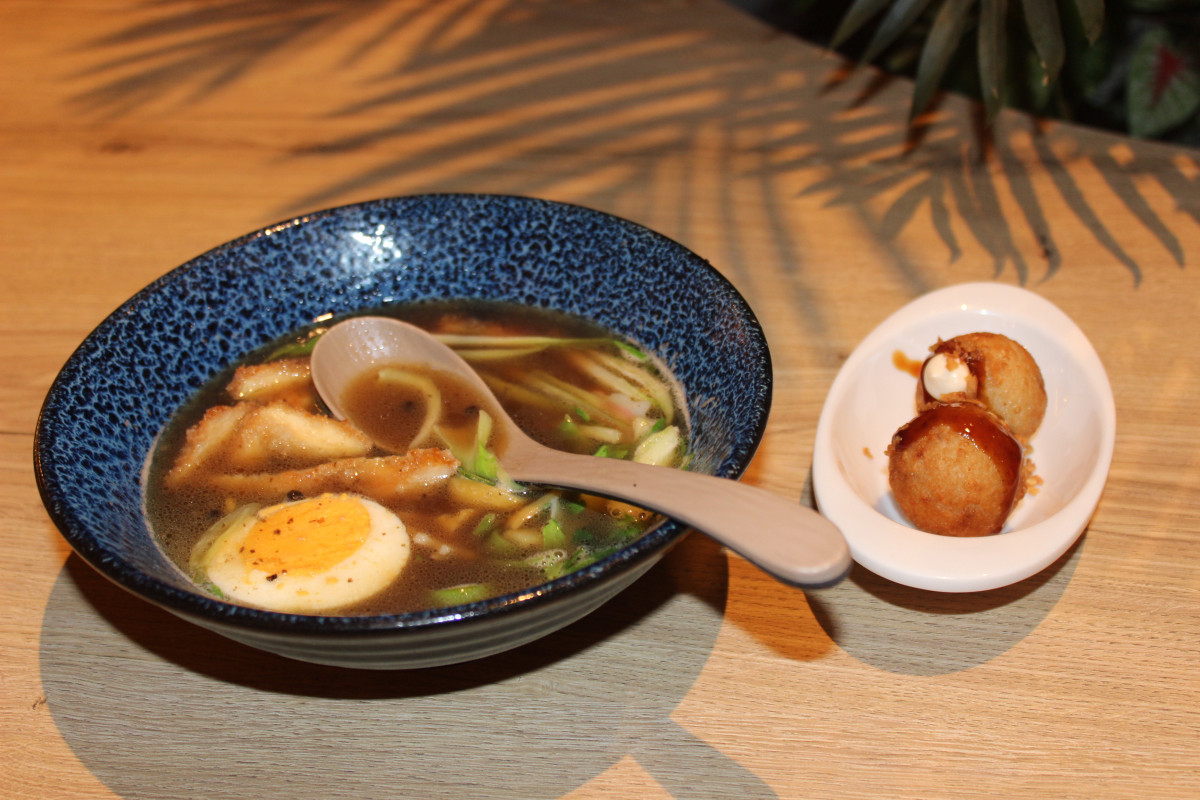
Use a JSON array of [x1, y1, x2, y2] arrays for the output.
[[505, 450, 851, 588]]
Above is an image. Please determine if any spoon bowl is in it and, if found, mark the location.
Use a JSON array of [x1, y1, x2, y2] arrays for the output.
[[312, 316, 851, 588]]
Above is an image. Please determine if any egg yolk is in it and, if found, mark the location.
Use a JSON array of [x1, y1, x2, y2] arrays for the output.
[[241, 494, 370, 577]]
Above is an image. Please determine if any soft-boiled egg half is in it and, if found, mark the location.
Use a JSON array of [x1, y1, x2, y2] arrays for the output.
[[190, 493, 410, 614]]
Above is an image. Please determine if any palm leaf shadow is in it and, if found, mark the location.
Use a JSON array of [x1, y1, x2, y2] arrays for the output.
[[67, 0, 1194, 294]]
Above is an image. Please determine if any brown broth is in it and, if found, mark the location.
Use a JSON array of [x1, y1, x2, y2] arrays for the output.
[[145, 301, 686, 615]]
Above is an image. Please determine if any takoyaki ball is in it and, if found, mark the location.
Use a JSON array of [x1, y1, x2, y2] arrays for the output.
[[887, 403, 1027, 537], [918, 332, 1046, 439]]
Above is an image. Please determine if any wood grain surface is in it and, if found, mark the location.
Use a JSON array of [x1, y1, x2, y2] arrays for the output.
[[2, 1, 1198, 798]]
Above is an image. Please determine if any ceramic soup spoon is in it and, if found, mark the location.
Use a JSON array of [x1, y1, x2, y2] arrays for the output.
[[311, 316, 850, 588]]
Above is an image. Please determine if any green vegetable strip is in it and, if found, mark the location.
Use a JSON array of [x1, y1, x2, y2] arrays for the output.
[[264, 329, 324, 360], [473, 512, 498, 537], [439, 409, 520, 492], [514, 549, 568, 575], [633, 425, 682, 466], [485, 531, 520, 557], [542, 519, 567, 549], [611, 340, 647, 359], [559, 415, 580, 440], [429, 583, 493, 605], [471, 409, 499, 481]]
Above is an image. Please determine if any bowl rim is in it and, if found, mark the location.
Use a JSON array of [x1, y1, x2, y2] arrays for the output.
[[35, 192, 772, 634]]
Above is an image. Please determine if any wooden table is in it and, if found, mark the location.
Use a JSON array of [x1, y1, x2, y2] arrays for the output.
[[3, 1, 1198, 798]]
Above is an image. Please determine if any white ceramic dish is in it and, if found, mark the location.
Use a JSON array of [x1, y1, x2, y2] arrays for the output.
[[812, 282, 1115, 592]]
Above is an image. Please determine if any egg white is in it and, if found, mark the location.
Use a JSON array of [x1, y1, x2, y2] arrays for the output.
[[195, 493, 411, 614]]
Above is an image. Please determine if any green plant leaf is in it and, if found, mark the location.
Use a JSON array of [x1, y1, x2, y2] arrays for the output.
[[979, 0, 1009, 122], [861, 0, 939, 65], [1124, 0, 1200, 9], [911, 0, 976, 119], [1020, 0, 1065, 83], [831, 0, 895, 48], [1072, 0, 1105, 44], [1022, 47, 1056, 112], [1127, 27, 1200, 138]]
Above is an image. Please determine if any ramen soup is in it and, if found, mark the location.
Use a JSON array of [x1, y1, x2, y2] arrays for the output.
[[146, 301, 688, 616]]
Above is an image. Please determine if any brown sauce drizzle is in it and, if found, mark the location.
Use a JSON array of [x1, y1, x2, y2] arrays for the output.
[[892, 350, 923, 377]]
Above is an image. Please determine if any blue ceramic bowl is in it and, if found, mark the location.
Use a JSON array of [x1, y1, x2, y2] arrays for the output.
[[35, 194, 771, 669]]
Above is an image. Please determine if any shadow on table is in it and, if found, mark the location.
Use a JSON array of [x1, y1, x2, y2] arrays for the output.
[[809, 536, 1084, 675], [63, 0, 1196, 297], [41, 534, 789, 800]]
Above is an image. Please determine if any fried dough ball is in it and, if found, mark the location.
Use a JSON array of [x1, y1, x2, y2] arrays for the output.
[[918, 332, 1046, 439], [887, 403, 1027, 537]]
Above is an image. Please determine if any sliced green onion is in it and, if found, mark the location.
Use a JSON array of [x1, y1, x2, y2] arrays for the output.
[[515, 548, 569, 574], [429, 583, 494, 606], [484, 531, 521, 557], [542, 519, 567, 549], [593, 443, 630, 460], [559, 415, 580, 440], [562, 546, 598, 574], [634, 425, 682, 466], [264, 330, 325, 360], [442, 409, 520, 492], [612, 340, 646, 359], [472, 409, 498, 480], [473, 512, 498, 537]]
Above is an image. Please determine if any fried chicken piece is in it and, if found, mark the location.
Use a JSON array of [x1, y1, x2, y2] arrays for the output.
[[165, 401, 374, 487], [206, 449, 459, 501], [226, 357, 318, 410]]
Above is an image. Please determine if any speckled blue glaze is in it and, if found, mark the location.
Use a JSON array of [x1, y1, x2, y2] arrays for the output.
[[35, 194, 771, 668]]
